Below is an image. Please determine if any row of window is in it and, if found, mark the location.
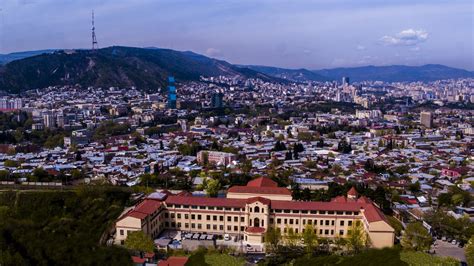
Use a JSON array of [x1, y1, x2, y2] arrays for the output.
[[166, 205, 360, 216], [272, 210, 360, 215], [165, 213, 245, 223], [281, 227, 350, 237], [271, 218, 356, 227], [165, 221, 245, 232], [168, 204, 243, 212]]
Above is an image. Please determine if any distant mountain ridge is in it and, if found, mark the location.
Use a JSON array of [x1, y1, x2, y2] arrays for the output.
[[0, 47, 472, 93], [0, 46, 275, 93], [313, 64, 474, 82], [241, 65, 329, 82]]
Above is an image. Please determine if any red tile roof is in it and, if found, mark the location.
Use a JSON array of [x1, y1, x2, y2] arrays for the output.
[[271, 200, 363, 212], [246, 227, 266, 234], [157, 256, 189, 266], [135, 199, 162, 214], [247, 177, 278, 187], [227, 186, 291, 196], [165, 195, 246, 208], [246, 197, 271, 205], [347, 187, 358, 196], [132, 256, 146, 264]]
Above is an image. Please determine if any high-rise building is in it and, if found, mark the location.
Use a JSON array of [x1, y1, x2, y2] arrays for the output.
[[211, 92, 224, 108], [342, 77, 350, 87], [167, 76, 177, 109], [420, 111, 433, 128], [43, 111, 56, 128]]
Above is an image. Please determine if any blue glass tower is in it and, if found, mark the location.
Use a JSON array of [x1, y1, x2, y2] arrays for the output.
[[167, 76, 176, 109]]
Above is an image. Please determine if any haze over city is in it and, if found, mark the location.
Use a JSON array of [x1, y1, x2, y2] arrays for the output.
[[1, 0, 473, 70]]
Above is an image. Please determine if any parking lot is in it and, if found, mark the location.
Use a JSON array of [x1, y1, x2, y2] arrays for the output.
[[432, 239, 466, 262], [156, 230, 264, 253]]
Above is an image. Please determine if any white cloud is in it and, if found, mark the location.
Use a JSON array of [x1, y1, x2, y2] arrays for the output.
[[356, 45, 366, 51], [380, 29, 429, 46], [205, 47, 222, 57]]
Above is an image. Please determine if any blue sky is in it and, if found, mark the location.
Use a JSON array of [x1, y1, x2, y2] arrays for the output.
[[1, 0, 473, 70]]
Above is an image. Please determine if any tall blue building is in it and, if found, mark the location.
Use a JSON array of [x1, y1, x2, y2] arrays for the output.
[[167, 76, 176, 109]]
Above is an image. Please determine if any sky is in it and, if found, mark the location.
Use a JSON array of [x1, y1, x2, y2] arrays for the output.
[[0, 0, 473, 70]]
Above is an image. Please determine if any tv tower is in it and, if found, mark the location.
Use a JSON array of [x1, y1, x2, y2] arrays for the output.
[[91, 10, 98, 50]]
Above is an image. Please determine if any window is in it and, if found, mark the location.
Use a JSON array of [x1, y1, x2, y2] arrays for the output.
[[319, 229, 323, 235], [320, 211, 326, 215], [270, 218, 274, 224], [171, 213, 175, 218], [325, 229, 329, 235], [213, 225, 217, 230], [185, 223, 189, 228], [191, 205, 197, 209], [310, 210, 317, 214], [234, 217, 238, 222], [225, 207, 231, 211], [165, 213, 169, 218], [177, 222, 181, 228], [177, 214, 181, 219], [220, 225, 224, 230], [172, 222, 176, 227], [348, 221, 353, 226], [336, 211, 343, 215], [331, 220, 335, 226], [198, 224, 202, 229], [165, 222, 169, 227], [191, 214, 195, 220], [227, 225, 231, 231], [240, 226, 244, 231], [254, 206, 260, 213], [207, 224, 210, 230], [120, 230, 124, 236], [320, 220, 323, 226], [295, 229, 298, 233], [284, 219, 288, 224], [330, 230, 334, 235], [198, 215, 202, 220], [289, 219, 293, 225], [302, 219, 306, 225], [346, 211, 352, 215], [207, 215, 210, 221], [219, 216, 224, 221], [284, 210, 291, 213], [340, 221, 345, 226], [302, 210, 308, 214], [213, 215, 217, 221], [308, 220, 312, 225], [277, 218, 281, 224], [175, 205, 181, 208], [328, 211, 334, 215], [354, 212, 359, 215], [183, 205, 189, 208], [191, 223, 195, 228], [234, 226, 238, 231], [199, 206, 205, 210], [185, 214, 189, 219], [241, 217, 244, 222], [227, 216, 231, 222], [216, 207, 223, 210], [325, 220, 329, 226], [296, 219, 299, 225], [339, 230, 344, 235]]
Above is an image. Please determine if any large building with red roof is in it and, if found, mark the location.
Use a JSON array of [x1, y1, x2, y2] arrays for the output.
[[115, 177, 394, 249]]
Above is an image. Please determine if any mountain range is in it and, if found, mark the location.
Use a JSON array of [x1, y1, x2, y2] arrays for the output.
[[0, 46, 472, 93]]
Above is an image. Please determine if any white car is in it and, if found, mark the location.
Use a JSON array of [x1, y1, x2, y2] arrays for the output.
[[224, 234, 230, 241]]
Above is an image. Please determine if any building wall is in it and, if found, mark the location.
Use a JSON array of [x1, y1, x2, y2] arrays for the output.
[[115, 217, 142, 244]]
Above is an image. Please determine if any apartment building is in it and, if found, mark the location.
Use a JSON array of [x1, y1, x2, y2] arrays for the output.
[[115, 178, 394, 249], [196, 150, 237, 166]]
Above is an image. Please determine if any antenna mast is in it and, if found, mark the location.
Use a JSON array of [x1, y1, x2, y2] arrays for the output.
[[92, 10, 98, 50]]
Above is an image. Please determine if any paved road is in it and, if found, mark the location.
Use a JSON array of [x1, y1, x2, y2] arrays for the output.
[[433, 239, 466, 262]]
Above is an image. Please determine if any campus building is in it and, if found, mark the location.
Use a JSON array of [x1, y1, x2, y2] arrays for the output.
[[115, 177, 394, 249]]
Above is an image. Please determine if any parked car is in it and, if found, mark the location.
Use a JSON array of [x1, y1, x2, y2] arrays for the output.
[[224, 234, 230, 241], [246, 244, 254, 252]]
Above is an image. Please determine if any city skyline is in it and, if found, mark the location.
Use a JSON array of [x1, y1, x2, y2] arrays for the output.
[[0, 0, 472, 70]]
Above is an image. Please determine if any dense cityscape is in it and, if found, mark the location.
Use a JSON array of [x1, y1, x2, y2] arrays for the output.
[[0, 0, 473, 265]]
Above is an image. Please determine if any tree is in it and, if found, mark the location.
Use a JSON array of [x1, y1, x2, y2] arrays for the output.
[[285, 226, 300, 247], [302, 224, 318, 254], [124, 230, 155, 253], [264, 226, 281, 253], [401, 222, 432, 252], [205, 178, 221, 197], [466, 235, 474, 266], [347, 221, 370, 254]]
